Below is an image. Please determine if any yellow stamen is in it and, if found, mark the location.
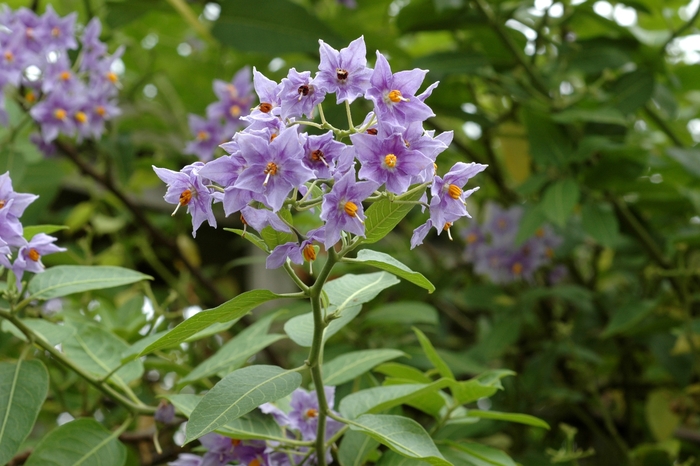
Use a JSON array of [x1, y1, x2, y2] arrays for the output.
[[303, 244, 316, 262], [259, 102, 273, 113], [229, 105, 241, 117], [75, 111, 88, 124], [497, 219, 507, 230], [512, 262, 523, 275], [344, 201, 358, 217], [310, 149, 329, 167], [270, 133, 277, 142], [95, 106, 106, 117], [106, 72, 118, 84], [467, 233, 478, 244], [250, 459, 261, 466], [545, 247, 554, 258], [4, 51, 13, 62], [232, 439, 241, 447], [535, 228, 545, 238], [60, 71, 71, 81], [305, 408, 318, 418], [0, 200, 5, 209], [388, 89, 408, 103], [25, 91, 36, 103], [25, 27, 34, 39], [28, 248, 40, 262], [384, 154, 397, 168], [179, 189, 192, 206], [54, 108, 67, 121], [263, 162, 278, 186], [227, 84, 238, 98], [447, 184, 462, 199], [444, 222, 453, 241], [196, 130, 210, 141], [51, 26, 61, 37]]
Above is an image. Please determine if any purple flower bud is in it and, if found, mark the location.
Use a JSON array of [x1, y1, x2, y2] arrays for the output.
[[154, 400, 175, 424]]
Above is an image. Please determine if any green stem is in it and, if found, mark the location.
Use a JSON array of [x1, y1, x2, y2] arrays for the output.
[[283, 262, 310, 293], [344, 101, 354, 129], [0, 309, 156, 415]]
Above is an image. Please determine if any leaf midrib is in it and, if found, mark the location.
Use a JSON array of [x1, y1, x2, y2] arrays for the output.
[[0, 360, 22, 446]]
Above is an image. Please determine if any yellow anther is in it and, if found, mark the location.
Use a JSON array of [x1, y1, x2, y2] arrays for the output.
[[196, 130, 210, 141], [227, 84, 238, 98], [106, 72, 118, 84], [384, 154, 397, 168], [60, 71, 71, 81], [264, 162, 278, 176], [179, 189, 192, 206], [259, 102, 273, 113], [447, 184, 462, 199], [28, 248, 40, 262], [0, 200, 5, 209], [4, 51, 13, 62], [344, 201, 358, 217], [305, 408, 318, 418], [303, 244, 317, 262], [512, 262, 523, 275], [388, 89, 408, 103], [51, 26, 61, 37], [95, 105, 106, 117], [229, 105, 241, 117], [75, 111, 88, 124], [467, 233, 478, 244], [54, 108, 67, 120], [25, 91, 36, 103], [535, 228, 545, 238]]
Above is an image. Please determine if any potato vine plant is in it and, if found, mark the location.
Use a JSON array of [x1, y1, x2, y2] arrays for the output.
[[0, 25, 549, 466]]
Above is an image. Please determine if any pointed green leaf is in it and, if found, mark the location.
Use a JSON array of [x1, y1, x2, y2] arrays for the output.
[[514, 204, 547, 246], [324, 349, 406, 386], [610, 69, 654, 114], [339, 430, 380, 466], [377, 450, 430, 465], [581, 201, 619, 247], [0, 360, 49, 465], [260, 209, 296, 250], [339, 380, 451, 420], [349, 414, 450, 465], [24, 418, 126, 466], [374, 363, 432, 384], [185, 365, 301, 443], [363, 188, 425, 244], [365, 302, 439, 326], [344, 250, 435, 293], [22, 224, 68, 240], [440, 441, 516, 466], [27, 266, 152, 300], [465, 410, 550, 429], [413, 327, 454, 380], [140, 289, 283, 355], [601, 301, 657, 338], [224, 228, 269, 252], [541, 179, 580, 228], [1, 318, 75, 346]]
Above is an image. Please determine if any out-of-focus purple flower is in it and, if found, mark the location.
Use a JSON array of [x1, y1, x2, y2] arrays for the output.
[[337, 0, 357, 7], [152, 163, 216, 237], [351, 131, 431, 194], [42, 5, 77, 51], [13, 8, 46, 54], [0, 237, 11, 269], [200, 433, 236, 466], [168, 453, 203, 466], [266, 227, 324, 269], [154, 400, 175, 424], [231, 439, 269, 466], [0, 36, 30, 88], [12, 233, 66, 288], [239, 205, 291, 234], [485, 203, 523, 247], [41, 298, 63, 316], [0, 171, 39, 219], [320, 169, 378, 249], [278, 68, 325, 120], [185, 114, 228, 162], [315, 37, 372, 104], [429, 162, 486, 231], [548, 264, 568, 285], [288, 386, 343, 441], [234, 128, 314, 212], [30, 133, 57, 157], [0, 201, 25, 249], [365, 52, 434, 125], [29, 92, 77, 142], [206, 66, 254, 129], [80, 17, 107, 72]]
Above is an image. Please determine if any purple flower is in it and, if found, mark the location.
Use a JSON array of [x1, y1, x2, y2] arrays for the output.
[[351, 131, 432, 194], [0, 237, 11, 269], [79, 18, 107, 72], [239, 205, 291, 235], [287, 386, 343, 442], [0, 171, 39, 219], [42, 5, 78, 51], [320, 169, 378, 249], [247, 68, 282, 123], [206, 66, 254, 128], [185, 114, 228, 162], [278, 68, 325, 120], [234, 128, 314, 212], [29, 92, 77, 142], [315, 37, 373, 104], [154, 400, 175, 424], [266, 227, 324, 269], [485, 203, 522, 247], [0, 201, 25, 249], [365, 52, 434, 125], [198, 154, 264, 216], [300, 131, 348, 179], [12, 233, 66, 288], [231, 439, 269, 466], [429, 162, 486, 230], [200, 433, 236, 466], [152, 163, 216, 237], [168, 453, 203, 466], [0, 35, 30, 89]]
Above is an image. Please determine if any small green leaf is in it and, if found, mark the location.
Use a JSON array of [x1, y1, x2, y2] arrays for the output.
[[514, 204, 547, 246], [0, 360, 49, 465], [324, 349, 406, 386], [1, 319, 75, 346], [339, 380, 451, 420], [22, 225, 68, 240], [185, 365, 301, 443], [24, 418, 126, 466], [666, 148, 700, 178], [601, 301, 657, 338], [413, 327, 454, 380], [349, 414, 450, 465], [465, 410, 550, 429], [260, 209, 296, 250], [140, 289, 283, 355], [365, 302, 439, 326], [345, 250, 435, 293], [224, 228, 269, 252], [522, 108, 572, 168], [551, 107, 626, 125], [610, 69, 655, 114], [373, 363, 432, 384], [581, 201, 619, 247], [339, 430, 380, 466], [449, 379, 501, 405], [441, 441, 516, 466], [27, 266, 152, 300], [363, 189, 425, 244], [541, 179, 580, 228]]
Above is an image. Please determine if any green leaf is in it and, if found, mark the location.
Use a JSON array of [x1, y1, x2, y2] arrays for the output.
[[465, 410, 550, 429], [165, 394, 287, 442], [339, 380, 451, 419], [24, 418, 126, 466], [365, 302, 439, 326], [224, 228, 269, 252], [349, 414, 450, 465], [514, 204, 547, 246], [339, 430, 380, 466], [541, 179, 580, 228], [121, 331, 168, 363], [522, 108, 572, 168], [0, 360, 49, 465], [440, 441, 516, 466], [63, 322, 144, 391], [27, 266, 152, 300], [363, 188, 425, 244], [610, 69, 655, 114], [377, 450, 430, 465], [285, 272, 400, 347], [666, 148, 700, 178], [601, 301, 657, 338], [373, 363, 432, 384], [551, 107, 627, 125], [581, 201, 619, 247], [22, 224, 68, 240], [213, 0, 343, 54], [413, 327, 454, 379], [260, 209, 296, 250], [140, 289, 283, 355], [180, 313, 285, 383], [1, 318, 75, 346], [413, 51, 489, 77], [449, 379, 501, 405], [324, 349, 406, 386], [345, 250, 435, 293], [185, 365, 301, 443]]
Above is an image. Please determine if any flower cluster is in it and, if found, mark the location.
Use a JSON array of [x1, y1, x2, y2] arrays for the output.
[[154, 36, 485, 261], [462, 202, 562, 284], [184, 67, 255, 161], [170, 387, 343, 466], [0, 172, 65, 289], [0, 6, 121, 149]]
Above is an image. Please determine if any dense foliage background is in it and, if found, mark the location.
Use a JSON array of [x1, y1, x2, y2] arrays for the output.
[[3, 0, 700, 464]]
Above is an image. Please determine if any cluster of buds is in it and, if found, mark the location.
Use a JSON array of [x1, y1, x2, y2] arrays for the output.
[[462, 202, 562, 284], [0, 172, 65, 290], [0, 6, 121, 149], [171, 387, 342, 466], [154, 37, 485, 263]]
